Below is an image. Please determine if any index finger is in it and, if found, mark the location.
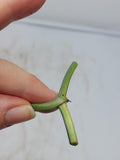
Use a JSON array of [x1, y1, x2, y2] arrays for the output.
[[0, 59, 57, 103]]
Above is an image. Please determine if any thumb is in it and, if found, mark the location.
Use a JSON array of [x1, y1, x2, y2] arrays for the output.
[[0, 94, 35, 129]]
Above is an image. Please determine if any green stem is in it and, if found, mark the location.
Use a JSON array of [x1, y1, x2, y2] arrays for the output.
[[31, 62, 78, 146], [58, 62, 78, 97], [59, 103, 78, 146], [32, 96, 67, 113]]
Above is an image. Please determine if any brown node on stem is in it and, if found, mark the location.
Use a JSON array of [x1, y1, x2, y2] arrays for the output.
[[67, 99, 71, 103]]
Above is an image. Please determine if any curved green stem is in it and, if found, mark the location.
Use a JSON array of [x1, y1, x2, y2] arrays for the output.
[[32, 96, 67, 113], [31, 62, 78, 146], [58, 62, 78, 97], [32, 62, 77, 113]]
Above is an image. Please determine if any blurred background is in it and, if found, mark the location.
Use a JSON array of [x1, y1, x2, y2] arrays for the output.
[[0, 0, 120, 159]]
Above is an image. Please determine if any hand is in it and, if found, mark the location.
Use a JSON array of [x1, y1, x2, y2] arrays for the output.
[[0, 0, 45, 30], [0, 0, 55, 129], [0, 0, 56, 129], [0, 59, 57, 129]]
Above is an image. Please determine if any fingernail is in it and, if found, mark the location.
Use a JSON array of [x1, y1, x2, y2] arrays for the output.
[[5, 105, 35, 126]]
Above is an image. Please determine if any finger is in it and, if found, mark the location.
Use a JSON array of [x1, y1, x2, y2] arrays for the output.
[[0, 0, 45, 30], [0, 94, 35, 129], [0, 59, 57, 103]]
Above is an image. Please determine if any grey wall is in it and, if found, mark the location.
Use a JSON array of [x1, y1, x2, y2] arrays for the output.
[[0, 22, 120, 160], [28, 0, 120, 31]]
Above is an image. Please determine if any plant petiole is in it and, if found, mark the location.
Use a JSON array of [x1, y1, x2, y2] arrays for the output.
[[31, 62, 78, 146]]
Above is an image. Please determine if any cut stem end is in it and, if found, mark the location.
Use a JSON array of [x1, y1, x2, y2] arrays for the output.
[[70, 141, 78, 146]]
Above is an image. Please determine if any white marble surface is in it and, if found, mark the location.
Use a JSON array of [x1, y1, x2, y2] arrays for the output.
[[0, 22, 120, 160]]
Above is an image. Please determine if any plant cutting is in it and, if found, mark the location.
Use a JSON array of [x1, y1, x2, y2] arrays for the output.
[[31, 62, 78, 146]]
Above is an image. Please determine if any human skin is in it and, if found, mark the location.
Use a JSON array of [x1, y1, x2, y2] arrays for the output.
[[0, 0, 57, 129], [0, 0, 46, 30]]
